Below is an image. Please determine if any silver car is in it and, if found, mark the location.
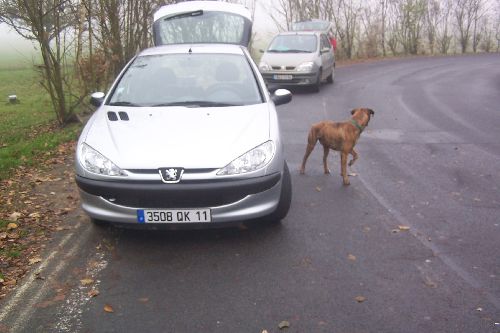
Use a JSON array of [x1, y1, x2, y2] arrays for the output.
[[75, 2, 293, 227], [259, 31, 335, 92]]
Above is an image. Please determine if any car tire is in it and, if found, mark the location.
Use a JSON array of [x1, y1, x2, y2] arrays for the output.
[[267, 162, 292, 222], [91, 218, 107, 227]]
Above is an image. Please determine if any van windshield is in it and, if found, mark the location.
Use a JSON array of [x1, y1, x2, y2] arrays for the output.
[[155, 11, 247, 45], [267, 35, 317, 53]]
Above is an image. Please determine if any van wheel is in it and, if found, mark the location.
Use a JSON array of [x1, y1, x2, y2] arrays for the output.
[[327, 71, 334, 84], [312, 70, 322, 93]]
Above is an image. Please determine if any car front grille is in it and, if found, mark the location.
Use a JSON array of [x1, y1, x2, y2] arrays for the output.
[[105, 191, 247, 208], [76, 173, 281, 209]]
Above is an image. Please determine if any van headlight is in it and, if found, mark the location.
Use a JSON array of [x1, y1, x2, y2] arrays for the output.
[[259, 62, 271, 72], [296, 61, 314, 72], [79, 143, 126, 176], [218, 141, 275, 175]]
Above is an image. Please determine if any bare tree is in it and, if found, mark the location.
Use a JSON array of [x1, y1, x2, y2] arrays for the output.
[[0, 0, 81, 125], [435, 0, 453, 54], [328, 0, 361, 59], [455, 0, 483, 53]]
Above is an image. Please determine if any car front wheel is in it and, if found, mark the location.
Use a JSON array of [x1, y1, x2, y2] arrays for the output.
[[267, 162, 292, 222]]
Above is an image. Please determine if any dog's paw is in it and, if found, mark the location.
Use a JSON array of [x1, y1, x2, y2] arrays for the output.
[[324, 169, 331, 175], [299, 168, 305, 175]]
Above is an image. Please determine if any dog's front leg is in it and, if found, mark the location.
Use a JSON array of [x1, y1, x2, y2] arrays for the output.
[[323, 146, 331, 174], [341, 151, 350, 185], [348, 148, 358, 166]]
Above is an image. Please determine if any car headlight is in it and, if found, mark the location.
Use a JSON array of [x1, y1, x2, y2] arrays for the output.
[[296, 61, 314, 72], [259, 62, 271, 72], [217, 141, 275, 175], [79, 143, 126, 176]]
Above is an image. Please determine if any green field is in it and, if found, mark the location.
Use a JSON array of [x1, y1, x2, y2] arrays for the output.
[[0, 66, 81, 180]]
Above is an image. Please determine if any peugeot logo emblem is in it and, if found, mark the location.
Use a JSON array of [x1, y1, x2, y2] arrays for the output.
[[159, 167, 184, 183]]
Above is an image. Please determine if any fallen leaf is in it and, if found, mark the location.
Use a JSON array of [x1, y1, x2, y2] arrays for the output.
[[138, 297, 149, 303], [29, 257, 42, 265], [29, 212, 41, 219], [262, 330, 269, 333], [315, 186, 322, 192], [0, 232, 7, 240], [88, 289, 100, 298], [4, 279, 17, 286], [104, 304, 114, 313], [80, 278, 94, 286], [7, 223, 18, 230], [355, 296, 366, 303], [278, 320, 290, 329], [398, 225, 410, 231], [8, 212, 21, 222], [348, 173, 357, 177], [348, 254, 357, 261], [7, 232, 19, 239]]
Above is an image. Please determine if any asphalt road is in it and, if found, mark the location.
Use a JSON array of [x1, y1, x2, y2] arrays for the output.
[[1, 54, 499, 333]]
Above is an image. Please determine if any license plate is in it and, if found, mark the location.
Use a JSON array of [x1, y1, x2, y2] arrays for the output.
[[273, 74, 293, 80], [137, 209, 211, 223]]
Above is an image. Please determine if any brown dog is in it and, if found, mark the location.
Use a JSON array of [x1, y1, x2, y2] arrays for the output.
[[299, 108, 375, 185]]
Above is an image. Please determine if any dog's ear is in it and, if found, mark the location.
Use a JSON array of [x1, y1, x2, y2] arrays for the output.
[[350, 109, 357, 115], [367, 108, 375, 116]]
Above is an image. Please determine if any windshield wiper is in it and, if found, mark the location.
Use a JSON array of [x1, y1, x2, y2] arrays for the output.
[[267, 49, 311, 53], [152, 101, 239, 107], [282, 49, 311, 53], [108, 101, 141, 107], [165, 10, 203, 21]]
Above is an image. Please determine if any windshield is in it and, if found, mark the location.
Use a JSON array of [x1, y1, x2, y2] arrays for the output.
[[108, 53, 263, 107], [155, 11, 248, 45], [267, 34, 317, 53]]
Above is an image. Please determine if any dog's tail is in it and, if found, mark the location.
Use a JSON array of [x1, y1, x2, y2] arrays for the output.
[[300, 124, 323, 174]]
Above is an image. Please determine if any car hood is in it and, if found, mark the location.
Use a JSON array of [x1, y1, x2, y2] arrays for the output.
[[261, 52, 316, 67], [83, 104, 270, 169]]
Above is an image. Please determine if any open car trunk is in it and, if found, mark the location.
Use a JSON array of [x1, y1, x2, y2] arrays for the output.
[[153, 1, 253, 47]]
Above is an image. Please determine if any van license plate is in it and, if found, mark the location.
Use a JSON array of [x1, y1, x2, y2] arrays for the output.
[[137, 209, 211, 223], [274, 74, 293, 80]]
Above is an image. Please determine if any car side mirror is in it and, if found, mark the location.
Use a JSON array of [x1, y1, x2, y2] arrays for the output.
[[271, 89, 292, 106], [321, 47, 330, 53], [90, 92, 105, 107]]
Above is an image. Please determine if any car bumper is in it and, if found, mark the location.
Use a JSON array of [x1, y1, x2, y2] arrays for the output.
[[261, 72, 318, 87], [75, 173, 282, 227]]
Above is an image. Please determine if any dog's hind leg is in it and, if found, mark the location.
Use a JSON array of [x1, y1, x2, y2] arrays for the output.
[[348, 148, 359, 166], [300, 127, 319, 174], [322, 145, 331, 174], [300, 143, 315, 174]]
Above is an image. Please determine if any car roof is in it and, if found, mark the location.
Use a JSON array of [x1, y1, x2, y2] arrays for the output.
[[153, 1, 252, 23], [138, 44, 246, 57]]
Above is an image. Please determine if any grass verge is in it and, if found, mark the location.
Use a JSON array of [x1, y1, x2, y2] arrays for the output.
[[0, 67, 82, 180]]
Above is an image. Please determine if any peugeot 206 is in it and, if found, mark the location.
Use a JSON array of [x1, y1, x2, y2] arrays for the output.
[[75, 1, 293, 228]]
